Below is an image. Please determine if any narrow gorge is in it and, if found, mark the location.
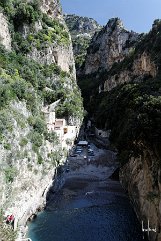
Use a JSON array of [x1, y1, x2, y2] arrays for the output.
[[0, 1, 161, 241]]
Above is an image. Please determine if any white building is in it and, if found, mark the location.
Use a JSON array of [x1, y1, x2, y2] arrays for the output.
[[42, 101, 78, 150]]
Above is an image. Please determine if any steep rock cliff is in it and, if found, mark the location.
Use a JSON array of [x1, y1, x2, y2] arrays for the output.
[[78, 17, 161, 241], [81, 18, 139, 75], [64, 14, 101, 36], [40, 0, 62, 20], [0, 1, 83, 239], [120, 151, 161, 241], [103, 52, 157, 91], [64, 14, 101, 70], [12, 0, 76, 78], [0, 99, 62, 221]]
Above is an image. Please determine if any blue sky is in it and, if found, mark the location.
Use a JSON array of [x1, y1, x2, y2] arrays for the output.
[[60, 0, 161, 33]]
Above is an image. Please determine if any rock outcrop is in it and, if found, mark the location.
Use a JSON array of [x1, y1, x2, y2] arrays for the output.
[[120, 151, 161, 241], [18, 1, 76, 78], [103, 52, 157, 91], [27, 41, 76, 77], [40, 0, 62, 20], [81, 18, 139, 75], [0, 12, 11, 50], [64, 14, 101, 37], [64, 14, 102, 69]]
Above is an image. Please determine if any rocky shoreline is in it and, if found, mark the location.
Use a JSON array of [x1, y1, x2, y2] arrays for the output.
[[15, 159, 67, 241]]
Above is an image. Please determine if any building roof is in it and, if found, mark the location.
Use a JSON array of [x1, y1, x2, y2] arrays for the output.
[[78, 141, 88, 146], [55, 119, 66, 127]]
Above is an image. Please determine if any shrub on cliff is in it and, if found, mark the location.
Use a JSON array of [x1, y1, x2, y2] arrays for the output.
[[4, 167, 18, 183], [95, 78, 161, 164], [0, 0, 42, 24]]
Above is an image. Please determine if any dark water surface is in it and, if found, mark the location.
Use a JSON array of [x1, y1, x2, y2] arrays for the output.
[[27, 145, 145, 241]]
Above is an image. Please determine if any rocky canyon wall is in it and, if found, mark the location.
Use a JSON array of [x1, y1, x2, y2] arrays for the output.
[[120, 151, 161, 241], [103, 52, 157, 91], [81, 18, 139, 75], [75, 16, 161, 241], [0, 1, 83, 239]]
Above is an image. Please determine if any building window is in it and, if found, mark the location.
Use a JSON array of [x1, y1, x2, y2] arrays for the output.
[[64, 128, 68, 134]]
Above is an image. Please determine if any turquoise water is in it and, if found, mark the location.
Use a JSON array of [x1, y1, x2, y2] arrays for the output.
[[28, 186, 144, 241]]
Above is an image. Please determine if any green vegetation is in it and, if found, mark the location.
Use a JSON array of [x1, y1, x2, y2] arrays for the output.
[[42, 14, 70, 45], [11, 109, 26, 128], [78, 19, 161, 168], [29, 130, 43, 150], [0, 0, 69, 55], [49, 150, 63, 166], [0, 45, 83, 157], [72, 36, 91, 69], [12, 13, 70, 54], [66, 138, 72, 145], [37, 154, 43, 164], [4, 167, 18, 183], [0, 3, 83, 190], [78, 72, 102, 112], [3, 142, 11, 150], [0, 224, 17, 241], [0, 0, 42, 24], [0, 4, 83, 241], [19, 137, 28, 147], [11, 13, 70, 54], [94, 78, 161, 165], [0, 0, 83, 130], [0, 110, 13, 141], [65, 14, 101, 70], [46, 132, 58, 145], [56, 84, 84, 121], [0, 43, 83, 124]]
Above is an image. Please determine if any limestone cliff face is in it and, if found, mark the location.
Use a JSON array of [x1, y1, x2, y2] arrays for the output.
[[103, 52, 157, 91], [133, 52, 157, 77], [0, 0, 83, 237], [64, 14, 101, 37], [27, 38, 76, 77], [64, 14, 101, 70], [0, 73, 82, 235], [0, 100, 64, 227], [77, 16, 161, 241], [40, 0, 62, 20], [0, 0, 75, 78], [0, 12, 11, 50], [120, 151, 161, 241], [23, 1, 76, 78], [82, 18, 139, 75]]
